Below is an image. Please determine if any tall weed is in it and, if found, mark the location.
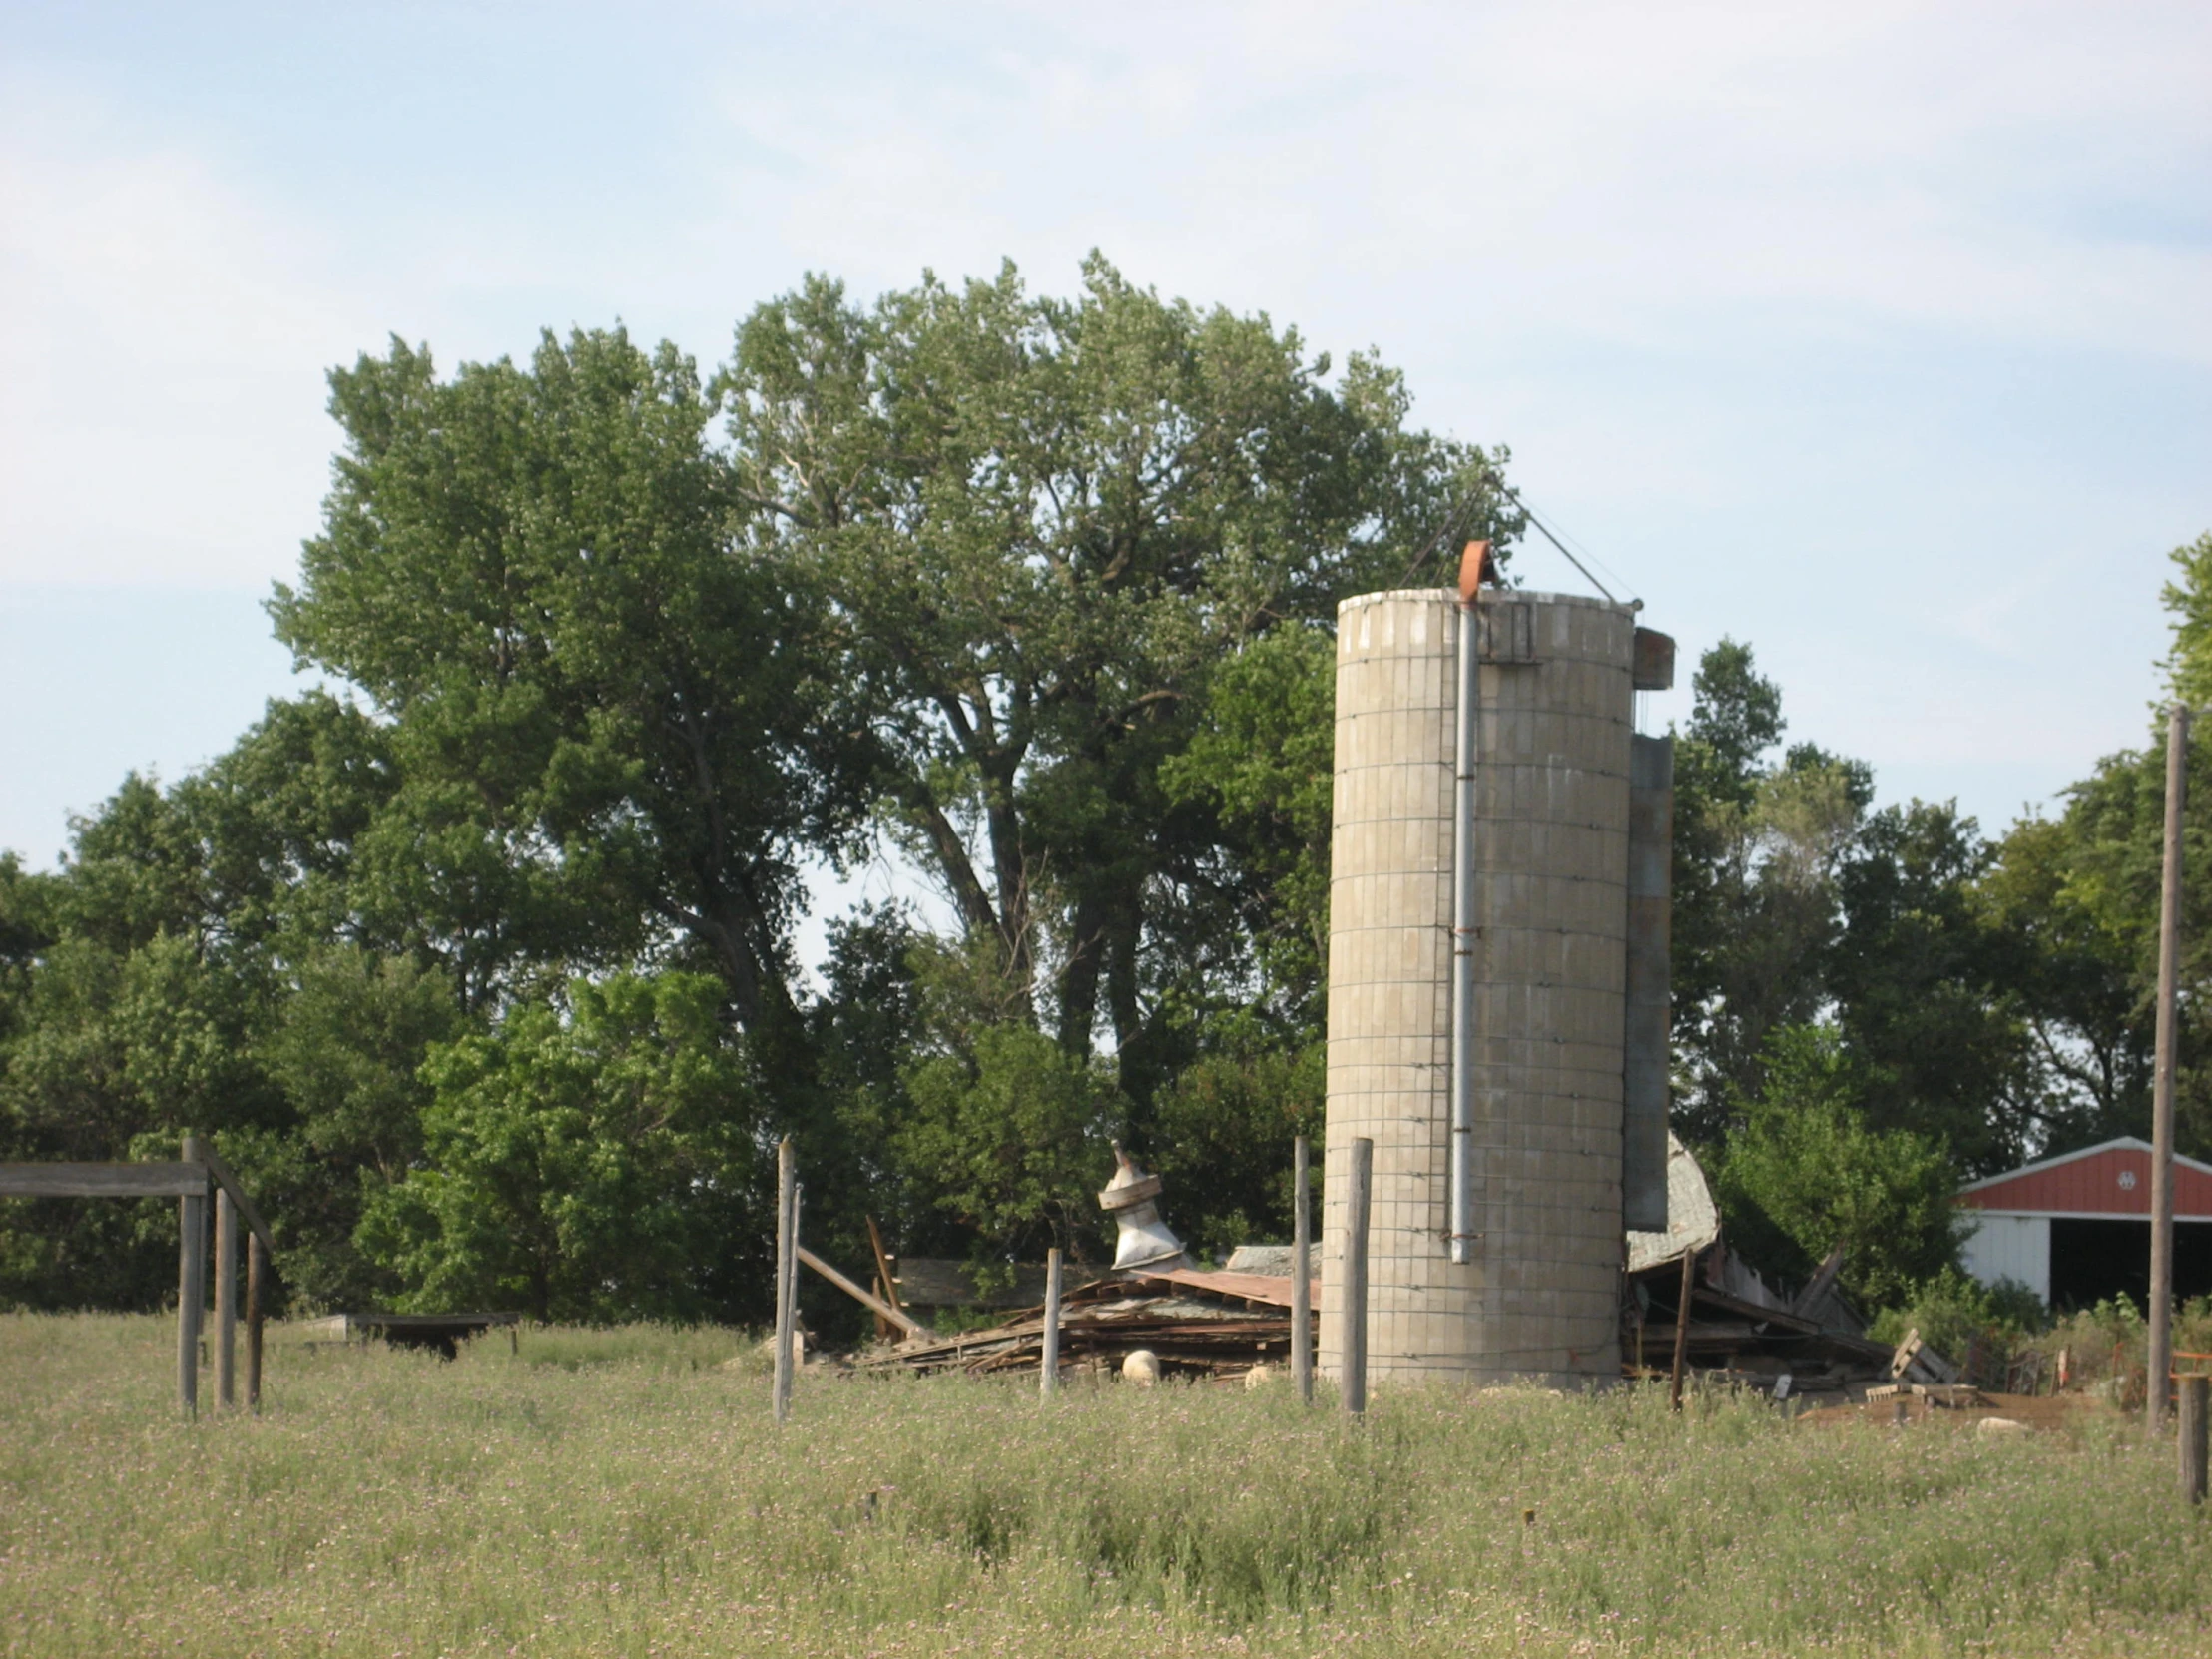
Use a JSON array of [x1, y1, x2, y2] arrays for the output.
[[3, 1315, 2209, 1656]]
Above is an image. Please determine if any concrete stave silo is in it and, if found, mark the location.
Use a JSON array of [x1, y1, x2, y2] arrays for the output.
[[1322, 585, 1672, 1389]]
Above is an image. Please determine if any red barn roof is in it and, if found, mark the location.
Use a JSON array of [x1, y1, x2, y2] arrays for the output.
[[1958, 1137, 2212, 1219]]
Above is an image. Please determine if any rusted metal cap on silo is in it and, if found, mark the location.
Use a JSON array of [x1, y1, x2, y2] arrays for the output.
[[1457, 539, 1493, 608]]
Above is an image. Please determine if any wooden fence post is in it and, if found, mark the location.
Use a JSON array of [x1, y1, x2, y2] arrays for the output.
[[773, 1140, 797, 1424], [214, 1187, 238, 1409], [1669, 1247, 1696, 1412], [178, 1133, 207, 1420], [1344, 1137, 1372, 1416], [1040, 1247, 1062, 1397], [1292, 1134, 1314, 1406], [2182, 1375, 2209, 1505], [246, 1232, 266, 1414]]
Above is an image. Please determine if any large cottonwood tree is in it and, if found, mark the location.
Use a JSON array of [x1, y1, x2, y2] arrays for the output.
[[722, 255, 1515, 1109], [273, 327, 870, 1032]]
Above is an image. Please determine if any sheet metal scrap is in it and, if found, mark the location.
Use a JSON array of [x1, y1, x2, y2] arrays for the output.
[[861, 1267, 1320, 1380]]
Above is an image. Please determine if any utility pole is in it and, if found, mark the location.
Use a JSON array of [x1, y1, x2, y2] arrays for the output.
[[2151, 705, 2189, 1430]]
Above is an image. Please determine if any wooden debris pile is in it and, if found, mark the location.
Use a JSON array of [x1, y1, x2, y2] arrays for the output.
[[859, 1267, 1314, 1381], [1624, 1263, 1899, 1389]]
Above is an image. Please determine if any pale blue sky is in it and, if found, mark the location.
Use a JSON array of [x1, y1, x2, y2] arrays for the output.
[[4, 3, 2209, 963]]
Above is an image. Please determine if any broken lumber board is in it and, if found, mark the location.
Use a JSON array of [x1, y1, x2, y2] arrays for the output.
[[797, 1245, 932, 1341]]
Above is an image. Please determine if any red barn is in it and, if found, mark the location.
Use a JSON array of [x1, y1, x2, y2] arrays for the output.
[[1957, 1136, 2212, 1309]]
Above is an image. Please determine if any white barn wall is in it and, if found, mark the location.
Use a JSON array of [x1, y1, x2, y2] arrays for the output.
[[1959, 1213, 2050, 1302]]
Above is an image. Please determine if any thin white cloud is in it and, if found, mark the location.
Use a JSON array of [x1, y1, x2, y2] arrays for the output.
[[0, 80, 360, 587], [0, 0, 2203, 845], [686, 1, 2211, 364]]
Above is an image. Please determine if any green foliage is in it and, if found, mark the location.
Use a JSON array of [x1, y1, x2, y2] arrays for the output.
[[1709, 1024, 1965, 1305], [2161, 529, 2212, 709], [895, 1021, 1125, 1270], [1867, 1267, 2048, 1363], [356, 972, 760, 1322], [1150, 1039, 1324, 1259], [1832, 800, 2040, 1172], [724, 255, 1511, 1108], [273, 327, 866, 1027], [1971, 644, 2212, 1165], [1670, 640, 1872, 1138], [1670, 635, 2064, 1182], [1161, 623, 1337, 1037]]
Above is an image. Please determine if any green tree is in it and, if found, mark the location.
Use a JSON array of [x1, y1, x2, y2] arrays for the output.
[[0, 695, 471, 1313], [273, 327, 867, 1030], [357, 972, 761, 1322], [894, 1021, 1125, 1269], [1831, 801, 2039, 1173], [2160, 530, 2212, 710], [723, 256, 1515, 1123], [1160, 622, 1337, 1036], [1975, 812, 2151, 1150], [1149, 1040, 1324, 1260], [1670, 640, 1872, 1139], [1710, 1024, 1966, 1307]]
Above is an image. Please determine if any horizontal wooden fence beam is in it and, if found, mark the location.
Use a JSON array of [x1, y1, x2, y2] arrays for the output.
[[0, 1163, 209, 1199], [0, 1153, 272, 1252]]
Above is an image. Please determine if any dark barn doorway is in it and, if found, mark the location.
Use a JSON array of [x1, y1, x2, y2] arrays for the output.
[[2048, 1219, 2212, 1311]]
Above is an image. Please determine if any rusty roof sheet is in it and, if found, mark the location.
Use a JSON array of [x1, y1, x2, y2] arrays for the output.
[[1139, 1266, 1326, 1312]]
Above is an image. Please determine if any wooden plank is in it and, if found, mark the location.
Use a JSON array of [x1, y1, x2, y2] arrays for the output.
[[1789, 1245, 1848, 1319], [865, 1215, 899, 1342], [215, 1189, 238, 1409], [798, 1245, 931, 1340], [2182, 1374, 2208, 1505], [192, 1144, 275, 1252], [773, 1140, 796, 1424], [1669, 1247, 1695, 1411], [0, 1162, 207, 1199], [178, 1136, 207, 1420], [342, 1312, 518, 1330], [1344, 1137, 1371, 1415], [246, 1233, 265, 1413], [1292, 1134, 1314, 1405], [888, 1257, 1053, 1310], [1040, 1247, 1062, 1397]]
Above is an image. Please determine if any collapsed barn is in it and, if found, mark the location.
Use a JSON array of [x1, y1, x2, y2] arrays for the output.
[[851, 1132, 1910, 1398]]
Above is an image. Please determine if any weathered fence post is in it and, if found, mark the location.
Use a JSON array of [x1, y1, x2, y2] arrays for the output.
[[178, 1133, 207, 1420], [214, 1186, 238, 1409], [246, 1232, 266, 1414], [774, 1139, 797, 1424], [1292, 1134, 1313, 1406], [2182, 1374, 2209, 1504], [1040, 1247, 1062, 1397], [1344, 1137, 1372, 1416], [1669, 1246, 1695, 1412]]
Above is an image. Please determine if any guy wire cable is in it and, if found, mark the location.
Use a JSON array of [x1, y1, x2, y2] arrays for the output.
[[1500, 484, 1641, 608]]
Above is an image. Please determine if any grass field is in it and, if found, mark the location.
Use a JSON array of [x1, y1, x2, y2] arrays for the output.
[[4, 1316, 2210, 1656]]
